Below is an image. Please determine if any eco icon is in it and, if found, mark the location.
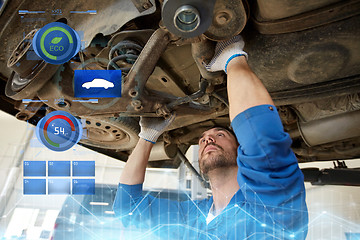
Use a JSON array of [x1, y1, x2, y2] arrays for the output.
[[32, 22, 80, 64], [51, 37, 62, 44]]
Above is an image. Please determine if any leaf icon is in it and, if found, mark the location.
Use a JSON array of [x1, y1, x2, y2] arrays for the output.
[[51, 37, 62, 44]]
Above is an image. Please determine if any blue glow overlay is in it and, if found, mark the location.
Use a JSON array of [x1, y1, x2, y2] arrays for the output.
[[23, 161, 46, 176], [48, 178, 71, 195], [48, 161, 71, 177], [70, 10, 97, 14], [72, 161, 95, 177], [112, 184, 310, 239], [72, 179, 95, 195], [23, 179, 46, 195]]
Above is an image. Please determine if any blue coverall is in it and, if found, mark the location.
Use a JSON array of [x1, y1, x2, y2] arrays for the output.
[[113, 105, 309, 240]]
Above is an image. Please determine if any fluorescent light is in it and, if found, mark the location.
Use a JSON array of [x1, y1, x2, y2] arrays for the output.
[[89, 202, 109, 206]]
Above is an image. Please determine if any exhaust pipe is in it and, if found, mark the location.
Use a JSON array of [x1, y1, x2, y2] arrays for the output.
[[298, 110, 360, 146], [148, 142, 177, 161]]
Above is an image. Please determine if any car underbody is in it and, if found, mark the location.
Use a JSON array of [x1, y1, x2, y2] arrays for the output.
[[0, 0, 360, 170]]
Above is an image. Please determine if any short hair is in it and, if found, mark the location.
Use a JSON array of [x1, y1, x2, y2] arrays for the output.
[[199, 125, 237, 141]]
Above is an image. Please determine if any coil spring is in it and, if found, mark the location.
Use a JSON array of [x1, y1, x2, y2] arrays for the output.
[[107, 40, 143, 74]]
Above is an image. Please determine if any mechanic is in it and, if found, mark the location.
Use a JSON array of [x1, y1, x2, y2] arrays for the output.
[[113, 36, 309, 239]]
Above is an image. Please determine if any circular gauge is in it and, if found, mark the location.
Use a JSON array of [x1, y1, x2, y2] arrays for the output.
[[35, 111, 83, 151], [32, 22, 81, 64]]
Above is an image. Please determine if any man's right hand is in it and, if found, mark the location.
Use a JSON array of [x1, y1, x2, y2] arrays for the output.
[[138, 113, 176, 143], [119, 113, 176, 185]]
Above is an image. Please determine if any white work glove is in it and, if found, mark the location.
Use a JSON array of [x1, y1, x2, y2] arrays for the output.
[[138, 113, 176, 143], [204, 35, 248, 73]]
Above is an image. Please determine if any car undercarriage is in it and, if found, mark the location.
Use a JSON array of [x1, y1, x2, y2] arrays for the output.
[[0, 0, 360, 170]]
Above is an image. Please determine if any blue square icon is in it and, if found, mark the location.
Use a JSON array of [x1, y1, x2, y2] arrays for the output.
[[48, 179, 71, 195], [72, 179, 95, 195], [72, 161, 95, 177], [74, 70, 122, 98], [48, 161, 71, 177], [24, 179, 46, 195], [23, 161, 46, 177]]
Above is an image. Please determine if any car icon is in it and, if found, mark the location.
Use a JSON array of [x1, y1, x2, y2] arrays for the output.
[[82, 78, 115, 89]]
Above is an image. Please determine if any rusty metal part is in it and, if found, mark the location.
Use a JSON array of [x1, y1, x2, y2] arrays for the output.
[[7, 30, 39, 79], [0, 0, 156, 80], [108, 30, 154, 48], [255, 0, 341, 21], [212, 92, 228, 107], [14, 100, 46, 121], [253, 0, 360, 34], [162, 0, 216, 38], [156, 104, 170, 117], [5, 30, 60, 100], [292, 93, 360, 122], [123, 28, 171, 108], [167, 100, 227, 131], [270, 74, 360, 106], [38, 29, 222, 119], [107, 33, 147, 73], [131, 0, 153, 13], [107, 40, 143, 72], [80, 116, 139, 150], [166, 78, 209, 110], [146, 66, 187, 97], [191, 36, 224, 85], [174, 127, 207, 145], [292, 137, 360, 162], [172, 115, 230, 144], [204, 0, 248, 40], [245, 15, 359, 94], [37, 61, 219, 117], [37, 63, 126, 115]]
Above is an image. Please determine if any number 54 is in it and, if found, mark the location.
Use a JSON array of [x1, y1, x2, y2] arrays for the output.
[[54, 127, 65, 135]]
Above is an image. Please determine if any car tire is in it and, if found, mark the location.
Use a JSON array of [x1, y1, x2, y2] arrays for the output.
[[79, 116, 140, 150]]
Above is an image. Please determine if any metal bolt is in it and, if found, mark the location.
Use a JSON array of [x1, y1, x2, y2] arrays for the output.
[[15, 112, 29, 121], [142, 2, 152, 10], [131, 100, 142, 107], [129, 89, 138, 97], [135, 105, 143, 111], [215, 11, 231, 26], [131, 100, 143, 111], [57, 99, 71, 109]]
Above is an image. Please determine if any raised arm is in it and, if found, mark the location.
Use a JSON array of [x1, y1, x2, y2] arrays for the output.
[[119, 138, 153, 185], [206, 35, 308, 238], [114, 114, 195, 239], [119, 115, 175, 185], [226, 57, 274, 120], [204, 35, 273, 119]]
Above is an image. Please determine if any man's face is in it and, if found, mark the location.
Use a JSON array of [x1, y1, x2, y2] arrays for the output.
[[198, 127, 238, 175]]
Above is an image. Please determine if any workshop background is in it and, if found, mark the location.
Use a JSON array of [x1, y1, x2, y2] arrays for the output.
[[0, 110, 359, 240]]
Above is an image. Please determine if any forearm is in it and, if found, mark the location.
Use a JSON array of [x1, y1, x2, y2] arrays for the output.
[[227, 56, 274, 121], [119, 138, 153, 185]]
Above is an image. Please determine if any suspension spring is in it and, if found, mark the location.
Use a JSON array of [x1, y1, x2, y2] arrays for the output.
[[107, 40, 143, 75]]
